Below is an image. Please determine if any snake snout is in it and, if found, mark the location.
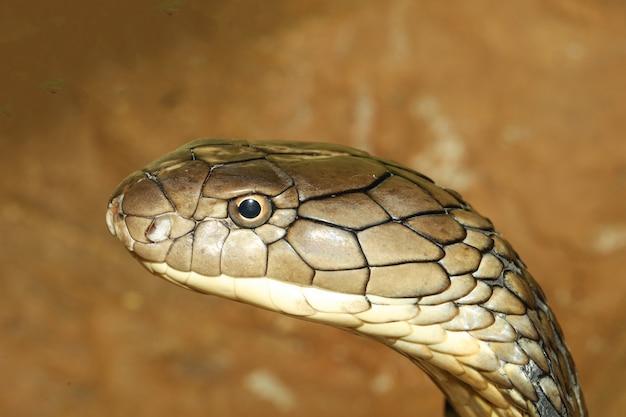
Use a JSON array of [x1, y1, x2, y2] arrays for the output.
[[105, 197, 120, 237], [105, 194, 136, 252]]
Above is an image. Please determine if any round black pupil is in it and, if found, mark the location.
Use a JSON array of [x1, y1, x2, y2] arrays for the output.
[[238, 198, 262, 219]]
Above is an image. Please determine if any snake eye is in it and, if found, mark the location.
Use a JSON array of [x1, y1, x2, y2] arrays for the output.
[[228, 194, 273, 228]]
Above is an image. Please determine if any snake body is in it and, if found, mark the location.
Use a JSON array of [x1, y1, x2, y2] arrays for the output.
[[106, 139, 587, 417]]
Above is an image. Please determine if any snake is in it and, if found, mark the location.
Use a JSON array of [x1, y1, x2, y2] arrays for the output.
[[106, 138, 587, 417]]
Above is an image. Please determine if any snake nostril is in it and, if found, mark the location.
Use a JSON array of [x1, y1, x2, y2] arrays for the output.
[[146, 216, 172, 243]]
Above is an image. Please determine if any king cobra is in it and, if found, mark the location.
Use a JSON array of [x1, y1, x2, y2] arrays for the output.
[[106, 139, 587, 417]]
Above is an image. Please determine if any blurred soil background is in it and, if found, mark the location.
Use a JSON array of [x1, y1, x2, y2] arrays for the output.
[[1, 1, 625, 416]]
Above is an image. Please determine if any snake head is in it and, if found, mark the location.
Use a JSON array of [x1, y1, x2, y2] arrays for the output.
[[105, 138, 469, 299]]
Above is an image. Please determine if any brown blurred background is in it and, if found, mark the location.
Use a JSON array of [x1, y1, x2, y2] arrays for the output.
[[1, 1, 625, 416]]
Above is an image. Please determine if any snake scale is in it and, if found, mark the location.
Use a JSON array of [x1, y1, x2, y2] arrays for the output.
[[106, 139, 587, 417]]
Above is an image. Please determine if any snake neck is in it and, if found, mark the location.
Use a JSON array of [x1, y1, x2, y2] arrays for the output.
[[417, 360, 524, 417], [389, 290, 587, 417]]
